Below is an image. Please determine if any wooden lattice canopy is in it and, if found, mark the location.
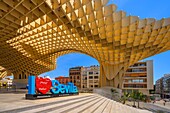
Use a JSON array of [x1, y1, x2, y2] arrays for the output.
[[0, 0, 170, 81], [0, 66, 11, 79]]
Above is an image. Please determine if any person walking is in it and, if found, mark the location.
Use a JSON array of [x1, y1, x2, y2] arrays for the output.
[[163, 100, 166, 106]]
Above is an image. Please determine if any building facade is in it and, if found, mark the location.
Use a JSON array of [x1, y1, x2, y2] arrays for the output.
[[122, 60, 153, 95], [81, 65, 100, 90], [155, 78, 163, 97], [69, 67, 82, 88], [163, 74, 170, 98], [55, 76, 70, 84], [81, 67, 88, 89], [156, 74, 170, 98]]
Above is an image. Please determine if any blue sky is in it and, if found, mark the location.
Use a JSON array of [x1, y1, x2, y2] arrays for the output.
[[40, 0, 170, 84]]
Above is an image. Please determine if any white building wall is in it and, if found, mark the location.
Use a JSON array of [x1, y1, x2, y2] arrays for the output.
[[81, 66, 100, 90]]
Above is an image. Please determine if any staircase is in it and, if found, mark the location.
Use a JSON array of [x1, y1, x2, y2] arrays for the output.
[[1, 94, 151, 113], [93, 87, 122, 102]]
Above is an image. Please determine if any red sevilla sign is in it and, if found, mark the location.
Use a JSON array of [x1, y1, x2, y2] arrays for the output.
[[36, 77, 52, 94]]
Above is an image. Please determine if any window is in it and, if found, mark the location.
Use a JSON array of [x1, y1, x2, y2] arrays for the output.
[[140, 64, 146, 66], [19, 74, 22, 79], [128, 69, 146, 72], [94, 76, 98, 79], [89, 76, 93, 79], [94, 85, 98, 87], [89, 72, 93, 74]]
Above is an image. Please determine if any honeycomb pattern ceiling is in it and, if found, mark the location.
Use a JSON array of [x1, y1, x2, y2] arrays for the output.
[[0, 0, 170, 76]]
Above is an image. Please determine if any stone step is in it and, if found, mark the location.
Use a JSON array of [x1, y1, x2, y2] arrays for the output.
[[1, 94, 95, 113], [48, 96, 99, 113], [1, 93, 152, 113], [102, 100, 113, 113], [65, 97, 105, 113], [93, 98, 110, 113], [82, 98, 107, 113], [19, 95, 96, 113]]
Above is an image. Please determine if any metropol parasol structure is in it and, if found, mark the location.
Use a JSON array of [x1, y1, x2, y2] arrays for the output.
[[0, 0, 170, 88]]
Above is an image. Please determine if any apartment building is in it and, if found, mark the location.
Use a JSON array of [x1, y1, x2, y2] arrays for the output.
[[81, 65, 100, 90], [155, 78, 163, 96], [156, 74, 170, 98], [122, 60, 153, 95], [81, 67, 88, 89], [55, 76, 70, 84], [69, 67, 82, 88], [163, 74, 170, 98]]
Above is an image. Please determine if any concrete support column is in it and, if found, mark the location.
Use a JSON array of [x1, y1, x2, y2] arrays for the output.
[[99, 62, 126, 88], [99, 64, 106, 87]]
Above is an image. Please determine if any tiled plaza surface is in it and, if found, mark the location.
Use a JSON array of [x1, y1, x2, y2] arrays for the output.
[[0, 93, 151, 113], [126, 100, 170, 113]]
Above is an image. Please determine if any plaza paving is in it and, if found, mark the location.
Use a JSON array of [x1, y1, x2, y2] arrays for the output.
[[126, 100, 170, 113], [0, 93, 151, 113], [152, 100, 170, 112]]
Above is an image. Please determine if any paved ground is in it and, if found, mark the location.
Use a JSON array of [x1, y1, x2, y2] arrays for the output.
[[153, 100, 170, 110], [126, 101, 170, 113], [0, 93, 150, 113]]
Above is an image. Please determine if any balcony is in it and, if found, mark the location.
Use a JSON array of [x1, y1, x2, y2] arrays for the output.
[[126, 71, 147, 74], [122, 87, 147, 89], [126, 68, 147, 74], [123, 84, 147, 89], [128, 66, 146, 69], [123, 79, 147, 83], [124, 76, 147, 79], [129, 63, 146, 68], [123, 82, 147, 84]]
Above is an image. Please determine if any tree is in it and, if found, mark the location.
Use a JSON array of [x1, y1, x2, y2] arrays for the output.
[[121, 92, 130, 104], [130, 91, 138, 107], [137, 92, 143, 108], [130, 91, 147, 108]]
